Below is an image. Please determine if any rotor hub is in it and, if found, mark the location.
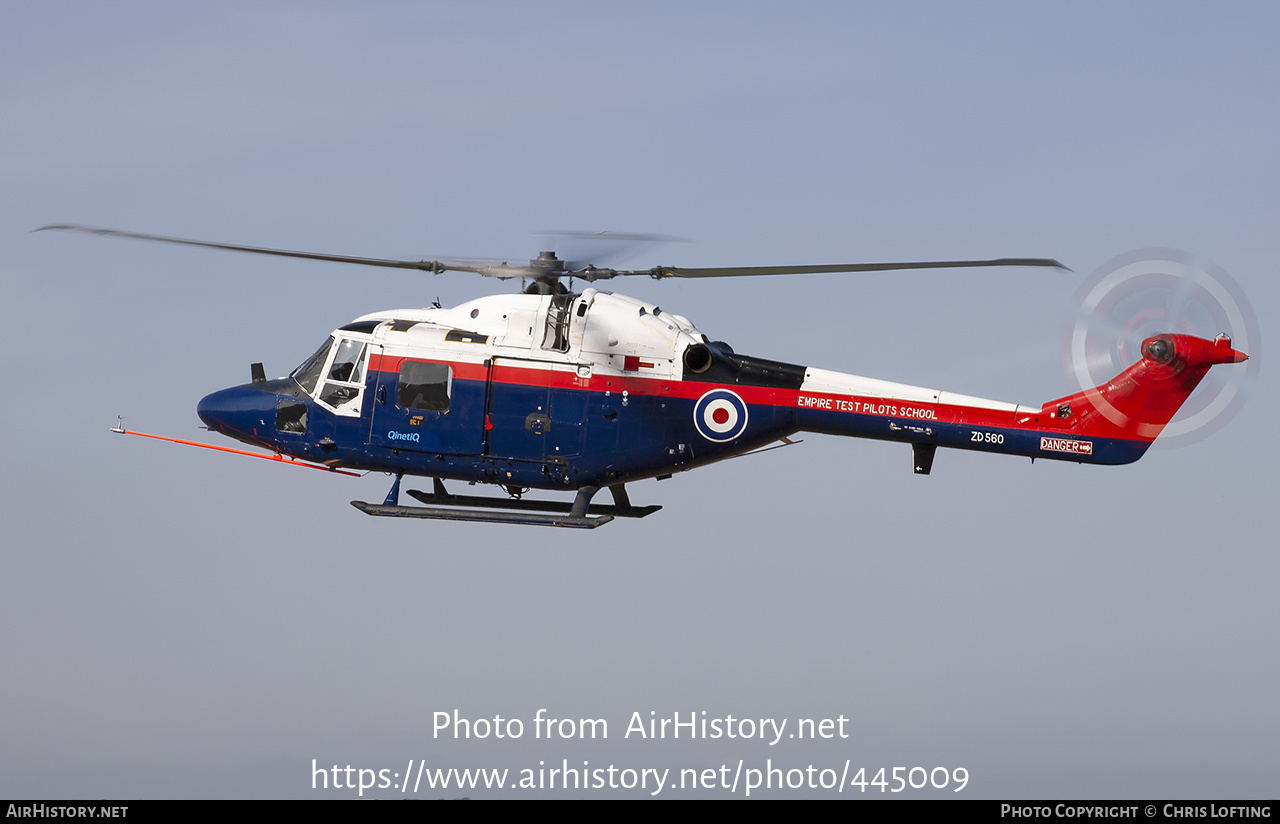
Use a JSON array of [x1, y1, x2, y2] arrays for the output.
[[530, 251, 566, 274]]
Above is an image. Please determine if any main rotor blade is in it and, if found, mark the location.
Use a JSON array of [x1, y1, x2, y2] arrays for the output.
[[39, 224, 1069, 283], [640, 258, 1069, 279], [35, 224, 540, 278]]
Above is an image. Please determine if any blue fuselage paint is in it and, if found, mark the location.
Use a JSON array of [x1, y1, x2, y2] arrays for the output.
[[197, 374, 800, 490], [196, 353, 1146, 494]]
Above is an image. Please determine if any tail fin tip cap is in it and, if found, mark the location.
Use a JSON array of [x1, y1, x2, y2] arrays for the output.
[[1214, 333, 1249, 363]]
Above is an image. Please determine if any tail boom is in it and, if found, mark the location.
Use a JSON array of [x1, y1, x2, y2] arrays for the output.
[[791, 334, 1247, 467]]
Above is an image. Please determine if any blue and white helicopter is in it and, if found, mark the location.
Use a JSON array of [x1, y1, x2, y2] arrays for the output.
[[43, 225, 1248, 528]]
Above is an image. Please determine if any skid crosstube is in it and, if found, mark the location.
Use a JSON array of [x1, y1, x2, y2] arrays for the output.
[[350, 479, 660, 529]]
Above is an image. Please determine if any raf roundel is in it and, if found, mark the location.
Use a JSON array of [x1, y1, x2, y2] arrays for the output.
[[693, 388, 749, 442]]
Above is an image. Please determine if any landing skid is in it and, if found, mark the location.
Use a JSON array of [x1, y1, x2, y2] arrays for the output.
[[350, 477, 660, 529]]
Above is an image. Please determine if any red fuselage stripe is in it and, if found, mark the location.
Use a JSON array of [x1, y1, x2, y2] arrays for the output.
[[368, 359, 1138, 442]]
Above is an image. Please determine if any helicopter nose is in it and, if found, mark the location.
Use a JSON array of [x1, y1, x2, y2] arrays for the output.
[[197, 384, 277, 440]]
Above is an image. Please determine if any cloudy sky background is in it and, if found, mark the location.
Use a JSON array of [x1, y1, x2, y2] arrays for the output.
[[3, 2, 1276, 798]]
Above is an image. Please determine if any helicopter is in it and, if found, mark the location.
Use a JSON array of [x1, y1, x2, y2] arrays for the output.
[[43, 225, 1250, 529]]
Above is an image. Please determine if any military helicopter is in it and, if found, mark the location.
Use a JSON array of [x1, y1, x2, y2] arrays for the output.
[[43, 225, 1249, 529]]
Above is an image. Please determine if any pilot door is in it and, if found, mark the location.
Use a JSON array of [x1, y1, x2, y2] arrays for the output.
[[367, 348, 484, 454]]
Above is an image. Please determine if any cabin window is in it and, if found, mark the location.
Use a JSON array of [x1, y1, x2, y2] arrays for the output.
[[398, 361, 451, 411]]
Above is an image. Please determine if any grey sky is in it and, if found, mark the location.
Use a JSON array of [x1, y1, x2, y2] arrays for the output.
[[2, 1, 1276, 798]]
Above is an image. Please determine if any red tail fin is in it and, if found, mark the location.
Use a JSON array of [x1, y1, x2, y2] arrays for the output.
[[1040, 334, 1248, 443]]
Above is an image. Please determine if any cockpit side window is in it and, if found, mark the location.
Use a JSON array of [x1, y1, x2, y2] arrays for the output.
[[318, 338, 368, 414], [328, 338, 366, 383]]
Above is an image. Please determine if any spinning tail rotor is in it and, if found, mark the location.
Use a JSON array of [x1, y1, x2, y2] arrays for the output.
[[1062, 249, 1260, 448]]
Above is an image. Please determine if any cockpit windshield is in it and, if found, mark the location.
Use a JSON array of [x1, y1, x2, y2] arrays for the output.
[[291, 337, 333, 395]]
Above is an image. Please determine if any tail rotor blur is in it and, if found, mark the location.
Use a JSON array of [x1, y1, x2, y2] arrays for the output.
[[1062, 249, 1260, 448]]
